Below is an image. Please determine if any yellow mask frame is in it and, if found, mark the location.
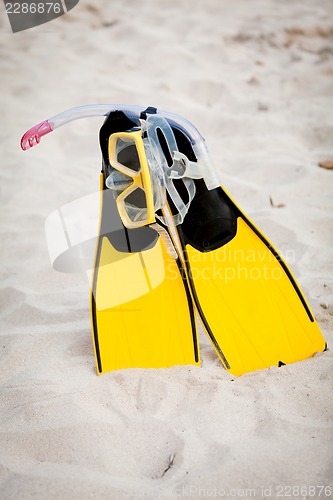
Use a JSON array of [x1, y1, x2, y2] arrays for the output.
[[107, 130, 156, 229]]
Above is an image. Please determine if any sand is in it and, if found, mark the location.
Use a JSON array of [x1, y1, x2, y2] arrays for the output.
[[0, 0, 333, 498]]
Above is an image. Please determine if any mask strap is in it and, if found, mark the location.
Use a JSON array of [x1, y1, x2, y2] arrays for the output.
[[144, 114, 196, 226]]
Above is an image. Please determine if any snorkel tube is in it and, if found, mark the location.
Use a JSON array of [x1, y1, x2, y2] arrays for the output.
[[20, 104, 220, 190]]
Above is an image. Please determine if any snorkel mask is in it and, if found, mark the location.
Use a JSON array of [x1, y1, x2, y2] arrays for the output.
[[21, 105, 220, 229]]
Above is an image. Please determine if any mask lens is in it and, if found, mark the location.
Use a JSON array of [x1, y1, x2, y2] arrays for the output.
[[123, 188, 149, 223], [116, 138, 141, 172]]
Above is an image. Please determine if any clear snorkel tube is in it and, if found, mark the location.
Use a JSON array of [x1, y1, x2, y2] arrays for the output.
[[21, 104, 220, 191], [21, 104, 221, 231]]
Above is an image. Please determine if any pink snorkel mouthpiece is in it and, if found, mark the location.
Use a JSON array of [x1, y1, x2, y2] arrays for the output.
[[20, 120, 53, 151]]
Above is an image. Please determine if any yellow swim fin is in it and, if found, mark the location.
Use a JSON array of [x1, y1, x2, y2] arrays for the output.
[[168, 128, 326, 376], [90, 113, 199, 374]]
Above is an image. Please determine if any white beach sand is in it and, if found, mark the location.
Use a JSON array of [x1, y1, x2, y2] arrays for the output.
[[1, 0, 333, 498]]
